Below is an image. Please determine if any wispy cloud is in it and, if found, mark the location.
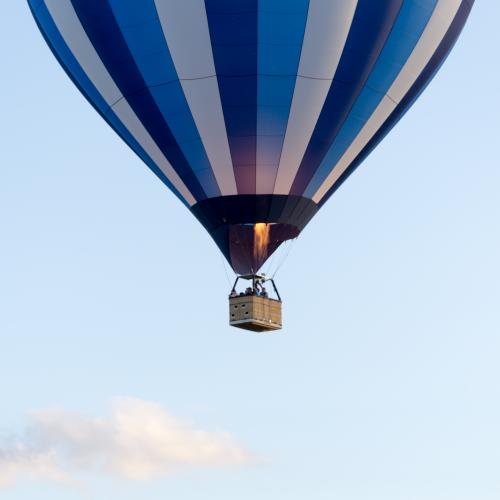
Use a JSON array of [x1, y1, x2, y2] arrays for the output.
[[0, 447, 76, 488], [0, 398, 254, 488]]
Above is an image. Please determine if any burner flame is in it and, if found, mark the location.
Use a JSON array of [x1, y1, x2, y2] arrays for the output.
[[253, 223, 270, 263]]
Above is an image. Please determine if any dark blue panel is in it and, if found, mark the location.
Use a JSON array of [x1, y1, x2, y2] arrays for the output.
[[257, 0, 309, 189], [70, 0, 208, 201], [206, 0, 259, 194], [304, 0, 438, 198], [28, 0, 44, 11], [317, 0, 475, 208], [258, 0, 309, 75], [28, 2, 188, 206], [290, 0, 404, 195], [256, 76, 297, 165], [108, 0, 221, 197]]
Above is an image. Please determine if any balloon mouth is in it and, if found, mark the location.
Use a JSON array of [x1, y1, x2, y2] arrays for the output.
[[227, 222, 299, 275], [190, 194, 319, 275]]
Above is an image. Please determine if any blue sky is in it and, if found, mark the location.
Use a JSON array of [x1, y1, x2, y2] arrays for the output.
[[1, 2, 499, 499]]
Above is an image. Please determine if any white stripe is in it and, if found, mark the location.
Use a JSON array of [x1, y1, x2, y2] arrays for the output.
[[312, 0, 462, 203], [154, 0, 238, 196], [272, 0, 358, 195], [44, 0, 196, 205]]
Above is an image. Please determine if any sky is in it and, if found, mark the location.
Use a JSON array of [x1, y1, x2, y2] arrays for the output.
[[1, 2, 499, 499]]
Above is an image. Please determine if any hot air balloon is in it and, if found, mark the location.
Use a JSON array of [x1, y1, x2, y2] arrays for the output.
[[29, 0, 474, 331]]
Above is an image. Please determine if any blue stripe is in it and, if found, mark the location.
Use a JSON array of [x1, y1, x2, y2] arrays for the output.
[[256, 0, 309, 182], [289, 0, 404, 195], [317, 0, 475, 207], [108, 0, 221, 198], [69, 0, 208, 201], [304, 0, 438, 198], [205, 0, 259, 194], [28, 0, 44, 11], [29, 2, 189, 207]]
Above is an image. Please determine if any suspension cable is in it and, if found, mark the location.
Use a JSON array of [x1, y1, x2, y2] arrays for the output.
[[219, 253, 234, 289], [271, 238, 296, 279]]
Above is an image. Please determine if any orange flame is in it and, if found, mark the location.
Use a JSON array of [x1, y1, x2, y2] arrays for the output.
[[253, 223, 270, 263]]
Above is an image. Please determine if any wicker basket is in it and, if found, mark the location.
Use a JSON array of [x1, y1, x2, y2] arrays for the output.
[[229, 295, 282, 332]]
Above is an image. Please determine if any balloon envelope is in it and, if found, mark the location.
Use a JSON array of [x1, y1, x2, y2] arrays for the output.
[[29, 0, 474, 274]]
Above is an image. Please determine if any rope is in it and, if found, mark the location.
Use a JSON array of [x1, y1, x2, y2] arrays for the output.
[[271, 238, 296, 279], [219, 253, 234, 289], [262, 240, 279, 276]]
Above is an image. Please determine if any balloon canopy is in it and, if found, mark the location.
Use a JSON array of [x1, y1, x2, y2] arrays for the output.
[[29, 0, 474, 274]]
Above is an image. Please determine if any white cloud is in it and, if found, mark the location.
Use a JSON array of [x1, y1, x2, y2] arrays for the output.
[[0, 447, 74, 488], [0, 398, 254, 488]]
